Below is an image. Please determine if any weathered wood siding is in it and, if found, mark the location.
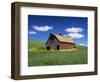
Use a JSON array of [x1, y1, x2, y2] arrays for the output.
[[46, 37, 59, 50], [59, 42, 75, 50]]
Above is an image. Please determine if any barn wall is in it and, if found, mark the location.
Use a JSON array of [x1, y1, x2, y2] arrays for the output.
[[50, 38, 59, 50], [59, 42, 75, 49], [46, 37, 59, 50]]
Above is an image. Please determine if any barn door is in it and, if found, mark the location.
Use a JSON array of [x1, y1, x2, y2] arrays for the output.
[[46, 47, 50, 50], [57, 45, 59, 50]]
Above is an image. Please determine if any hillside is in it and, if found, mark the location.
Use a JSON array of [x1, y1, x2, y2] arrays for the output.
[[28, 40, 88, 66], [28, 40, 45, 49]]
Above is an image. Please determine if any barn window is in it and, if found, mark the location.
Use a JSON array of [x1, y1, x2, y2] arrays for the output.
[[50, 36, 54, 40]]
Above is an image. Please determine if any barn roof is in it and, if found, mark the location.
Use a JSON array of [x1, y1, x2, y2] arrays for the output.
[[53, 34, 75, 43]]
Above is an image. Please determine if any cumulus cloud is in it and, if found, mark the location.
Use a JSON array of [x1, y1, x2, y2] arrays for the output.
[[32, 25, 53, 31], [65, 27, 84, 39], [29, 31, 37, 34], [67, 33, 84, 39], [65, 27, 84, 33], [79, 44, 85, 46]]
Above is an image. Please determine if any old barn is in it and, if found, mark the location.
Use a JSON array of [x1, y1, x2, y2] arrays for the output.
[[45, 33, 75, 50]]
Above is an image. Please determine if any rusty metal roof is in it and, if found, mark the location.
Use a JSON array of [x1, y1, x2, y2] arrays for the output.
[[53, 34, 75, 43]]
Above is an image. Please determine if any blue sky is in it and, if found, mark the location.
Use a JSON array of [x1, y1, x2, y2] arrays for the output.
[[28, 15, 88, 46]]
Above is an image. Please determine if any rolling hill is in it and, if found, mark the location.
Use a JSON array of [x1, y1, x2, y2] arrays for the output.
[[28, 40, 88, 66], [28, 40, 45, 49]]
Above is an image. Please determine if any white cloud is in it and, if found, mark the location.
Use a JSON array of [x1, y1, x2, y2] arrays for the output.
[[32, 25, 53, 31], [67, 33, 84, 39], [65, 27, 84, 33], [29, 31, 37, 34], [79, 44, 86, 46], [65, 27, 84, 39], [63, 34, 68, 37]]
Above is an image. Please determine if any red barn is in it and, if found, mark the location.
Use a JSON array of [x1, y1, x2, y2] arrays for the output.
[[45, 33, 75, 50]]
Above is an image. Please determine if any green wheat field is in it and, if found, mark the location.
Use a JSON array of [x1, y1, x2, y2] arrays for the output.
[[28, 40, 88, 66]]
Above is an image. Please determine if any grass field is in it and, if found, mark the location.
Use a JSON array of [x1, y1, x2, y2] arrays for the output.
[[28, 40, 88, 66]]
